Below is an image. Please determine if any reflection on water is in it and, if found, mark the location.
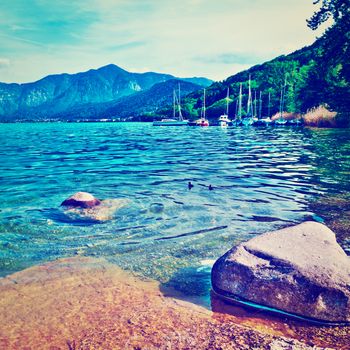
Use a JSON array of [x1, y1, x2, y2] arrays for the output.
[[0, 123, 349, 303]]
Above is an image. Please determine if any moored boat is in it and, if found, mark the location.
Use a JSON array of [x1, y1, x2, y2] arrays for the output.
[[153, 84, 189, 126], [241, 75, 254, 126], [253, 91, 273, 126], [218, 88, 231, 127], [190, 89, 210, 127], [153, 119, 189, 126]]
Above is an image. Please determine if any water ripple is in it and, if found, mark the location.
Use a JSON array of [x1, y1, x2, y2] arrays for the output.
[[0, 123, 349, 302]]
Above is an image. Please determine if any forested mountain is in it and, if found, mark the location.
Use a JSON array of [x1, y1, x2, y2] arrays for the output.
[[170, 44, 318, 120], [0, 65, 211, 121], [53, 79, 202, 121], [166, 0, 349, 126]]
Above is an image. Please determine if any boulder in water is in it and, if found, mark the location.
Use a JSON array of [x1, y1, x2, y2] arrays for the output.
[[61, 192, 129, 222], [61, 192, 101, 208], [211, 222, 350, 323]]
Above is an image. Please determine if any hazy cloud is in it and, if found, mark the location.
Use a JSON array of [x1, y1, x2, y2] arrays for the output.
[[197, 52, 269, 65], [0, 58, 10, 68]]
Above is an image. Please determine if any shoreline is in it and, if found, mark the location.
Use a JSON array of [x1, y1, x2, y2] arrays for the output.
[[0, 120, 350, 129], [0, 257, 349, 349]]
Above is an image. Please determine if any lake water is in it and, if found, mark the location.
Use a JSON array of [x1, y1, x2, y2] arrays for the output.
[[0, 122, 349, 306]]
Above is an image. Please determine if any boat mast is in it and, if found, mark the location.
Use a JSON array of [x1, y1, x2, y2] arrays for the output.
[[254, 90, 257, 118], [173, 90, 176, 119], [178, 83, 183, 121], [238, 83, 243, 121], [247, 75, 252, 117], [226, 87, 229, 115], [258, 91, 262, 119], [279, 75, 287, 119], [202, 88, 206, 119]]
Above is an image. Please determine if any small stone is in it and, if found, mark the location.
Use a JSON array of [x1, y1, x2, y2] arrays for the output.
[[149, 203, 164, 214]]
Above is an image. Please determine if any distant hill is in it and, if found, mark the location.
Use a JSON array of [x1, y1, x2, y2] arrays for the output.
[[54, 79, 202, 121], [0, 64, 212, 121]]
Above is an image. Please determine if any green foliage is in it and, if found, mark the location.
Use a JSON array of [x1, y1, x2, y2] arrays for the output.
[[306, 0, 350, 121], [307, 0, 350, 30], [180, 49, 318, 120]]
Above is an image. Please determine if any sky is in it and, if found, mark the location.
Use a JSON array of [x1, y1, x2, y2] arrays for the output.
[[0, 0, 329, 83]]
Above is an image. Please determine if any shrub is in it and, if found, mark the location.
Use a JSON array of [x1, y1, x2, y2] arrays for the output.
[[302, 106, 338, 127], [271, 112, 302, 121]]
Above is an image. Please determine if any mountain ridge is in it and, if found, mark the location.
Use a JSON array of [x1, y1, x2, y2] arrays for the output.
[[0, 64, 212, 121]]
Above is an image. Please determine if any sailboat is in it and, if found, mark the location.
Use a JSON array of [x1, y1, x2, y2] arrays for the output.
[[274, 76, 288, 125], [233, 83, 243, 126], [218, 88, 231, 127], [254, 91, 272, 126], [153, 84, 189, 126], [242, 75, 254, 126], [252, 90, 259, 124], [190, 89, 209, 126]]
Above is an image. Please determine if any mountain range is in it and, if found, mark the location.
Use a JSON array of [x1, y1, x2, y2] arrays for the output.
[[0, 64, 212, 121]]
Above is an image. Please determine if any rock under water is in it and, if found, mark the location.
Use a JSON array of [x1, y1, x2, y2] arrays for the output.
[[61, 191, 101, 208], [211, 221, 350, 323], [61, 192, 129, 221]]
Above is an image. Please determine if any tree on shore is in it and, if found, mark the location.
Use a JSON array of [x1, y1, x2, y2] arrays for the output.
[[306, 0, 350, 123]]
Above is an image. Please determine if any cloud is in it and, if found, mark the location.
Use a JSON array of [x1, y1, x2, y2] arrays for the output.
[[0, 0, 330, 83], [104, 41, 145, 52], [197, 52, 269, 65], [0, 58, 10, 68]]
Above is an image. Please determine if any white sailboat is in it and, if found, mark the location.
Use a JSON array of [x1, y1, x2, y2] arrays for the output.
[[254, 91, 272, 126], [218, 87, 231, 127], [274, 75, 288, 125], [252, 90, 259, 124], [256, 91, 273, 125], [233, 83, 243, 126], [242, 75, 254, 126], [153, 84, 189, 126], [191, 89, 209, 126]]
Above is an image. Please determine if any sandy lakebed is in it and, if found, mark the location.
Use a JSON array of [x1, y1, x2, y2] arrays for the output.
[[0, 256, 349, 350]]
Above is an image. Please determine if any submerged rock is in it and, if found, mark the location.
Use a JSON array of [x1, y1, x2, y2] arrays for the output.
[[61, 192, 128, 222], [149, 203, 164, 214], [61, 192, 101, 208], [212, 221, 350, 323]]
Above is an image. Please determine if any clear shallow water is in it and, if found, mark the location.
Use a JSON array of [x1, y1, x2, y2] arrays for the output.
[[0, 123, 349, 305]]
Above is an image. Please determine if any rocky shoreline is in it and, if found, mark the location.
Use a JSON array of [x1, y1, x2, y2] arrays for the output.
[[0, 256, 349, 349]]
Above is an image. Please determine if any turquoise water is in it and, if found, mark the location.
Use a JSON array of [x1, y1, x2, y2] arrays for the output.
[[0, 123, 349, 305]]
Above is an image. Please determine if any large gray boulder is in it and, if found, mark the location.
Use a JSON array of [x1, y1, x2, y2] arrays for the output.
[[211, 221, 350, 323]]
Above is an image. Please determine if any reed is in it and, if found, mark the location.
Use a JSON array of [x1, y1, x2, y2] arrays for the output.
[[302, 106, 338, 127], [271, 112, 301, 121]]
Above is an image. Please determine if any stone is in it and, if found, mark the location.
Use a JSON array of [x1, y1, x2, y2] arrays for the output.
[[61, 192, 101, 208], [211, 221, 350, 323], [149, 203, 164, 214], [61, 192, 129, 221]]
